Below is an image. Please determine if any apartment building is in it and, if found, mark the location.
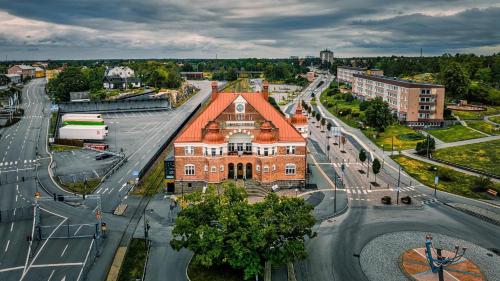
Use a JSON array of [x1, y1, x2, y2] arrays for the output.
[[173, 82, 307, 192], [352, 74, 445, 126], [336, 66, 367, 84], [320, 49, 334, 64]]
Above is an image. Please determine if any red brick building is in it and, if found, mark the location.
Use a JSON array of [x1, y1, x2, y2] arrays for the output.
[[173, 81, 307, 191]]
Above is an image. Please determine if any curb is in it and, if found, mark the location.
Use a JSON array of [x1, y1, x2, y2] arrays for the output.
[[444, 203, 500, 226]]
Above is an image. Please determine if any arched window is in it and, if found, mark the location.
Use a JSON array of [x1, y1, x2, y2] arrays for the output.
[[285, 164, 296, 175], [185, 164, 195, 175], [263, 165, 269, 173], [211, 166, 217, 172], [256, 165, 260, 172]]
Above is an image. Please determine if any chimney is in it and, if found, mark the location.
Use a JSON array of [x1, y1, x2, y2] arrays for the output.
[[262, 80, 269, 100], [211, 81, 218, 102]]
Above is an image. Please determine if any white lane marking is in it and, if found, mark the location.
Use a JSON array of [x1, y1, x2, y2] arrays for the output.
[[60, 244, 68, 257], [76, 240, 94, 281], [31, 263, 83, 268], [73, 225, 83, 236], [16, 195, 18, 202], [0, 266, 25, 273], [4, 240, 10, 252], [10, 222, 14, 232], [47, 270, 55, 281]]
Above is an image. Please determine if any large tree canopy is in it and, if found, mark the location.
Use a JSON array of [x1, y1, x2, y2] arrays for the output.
[[440, 61, 471, 100], [364, 97, 393, 131], [170, 182, 316, 280], [47, 67, 88, 102]]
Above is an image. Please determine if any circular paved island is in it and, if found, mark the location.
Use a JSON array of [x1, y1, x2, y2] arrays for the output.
[[359, 232, 499, 281]]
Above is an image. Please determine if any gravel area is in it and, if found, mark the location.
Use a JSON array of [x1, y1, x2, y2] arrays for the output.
[[360, 231, 500, 281]]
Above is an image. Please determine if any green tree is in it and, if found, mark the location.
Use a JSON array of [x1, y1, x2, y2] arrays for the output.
[[415, 136, 435, 156], [170, 182, 316, 280], [372, 158, 381, 183], [359, 149, 367, 166], [440, 61, 471, 100], [0, 74, 9, 86], [326, 122, 332, 132], [47, 67, 88, 102], [364, 97, 392, 131]]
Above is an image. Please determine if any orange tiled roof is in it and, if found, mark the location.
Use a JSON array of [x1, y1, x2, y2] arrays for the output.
[[175, 93, 304, 143]]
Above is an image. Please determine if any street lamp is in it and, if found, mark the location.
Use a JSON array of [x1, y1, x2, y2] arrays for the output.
[[425, 235, 466, 281]]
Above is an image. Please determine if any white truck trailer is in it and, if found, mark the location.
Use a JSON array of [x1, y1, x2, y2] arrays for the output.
[[59, 125, 108, 140], [61, 113, 103, 123]]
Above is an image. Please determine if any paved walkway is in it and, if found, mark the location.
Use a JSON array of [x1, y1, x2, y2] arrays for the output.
[[484, 114, 500, 125], [434, 134, 500, 149]]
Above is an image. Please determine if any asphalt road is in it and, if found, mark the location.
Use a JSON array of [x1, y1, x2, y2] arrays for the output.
[[1, 79, 212, 281], [288, 74, 500, 281]]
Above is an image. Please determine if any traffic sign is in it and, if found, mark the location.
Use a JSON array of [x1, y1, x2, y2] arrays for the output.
[[434, 176, 439, 185]]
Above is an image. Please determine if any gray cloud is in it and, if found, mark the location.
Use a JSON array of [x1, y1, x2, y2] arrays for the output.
[[0, 0, 498, 59]]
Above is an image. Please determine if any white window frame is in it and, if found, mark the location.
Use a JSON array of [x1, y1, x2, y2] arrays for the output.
[[211, 166, 217, 172], [220, 165, 224, 172], [287, 146, 296, 155], [184, 146, 194, 155], [263, 165, 269, 173], [185, 164, 195, 175], [204, 165, 208, 172], [256, 165, 260, 172], [285, 164, 296, 175], [272, 164, 276, 171]]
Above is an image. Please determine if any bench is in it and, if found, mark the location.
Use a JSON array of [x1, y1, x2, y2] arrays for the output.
[[487, 189, 498, 197]]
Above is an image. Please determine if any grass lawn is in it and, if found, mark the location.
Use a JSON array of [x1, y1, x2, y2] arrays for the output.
[[425, 125, 485, 143], [392, 155, 499, 199], [60, 178, 101, 194], [432, 140, 500, 176], [188, 262, 244, 281], [319, 91, 361, 128], [49, 112, 58, 138], [451, 106, 500, 120], [465, 120, 500, 136], [488, 116, 500, 124], [118, 238, 148, 281], [50, 144, 81, 152], [364, 125, 425, 150]]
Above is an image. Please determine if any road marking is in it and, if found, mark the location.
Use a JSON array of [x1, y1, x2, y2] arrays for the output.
[[10, 222, 14, 232], [60, 244, 68, 257], [76, 239, 94, 281], [0, 266, 25, 273], [47, 270, 55, 281], [16, 195, 18, 202], [4, 240, 10, 252], [31, 263, 83, 268], [73, 225, 83, 236]]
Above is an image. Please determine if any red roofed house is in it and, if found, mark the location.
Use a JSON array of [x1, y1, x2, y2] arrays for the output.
[[173, 81, 308, 192]]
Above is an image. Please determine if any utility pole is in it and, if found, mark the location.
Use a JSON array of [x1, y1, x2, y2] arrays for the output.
[[396, 165, 401, 204]]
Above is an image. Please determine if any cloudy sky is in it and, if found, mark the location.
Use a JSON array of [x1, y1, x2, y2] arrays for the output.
[[0, 0, 499, 60]]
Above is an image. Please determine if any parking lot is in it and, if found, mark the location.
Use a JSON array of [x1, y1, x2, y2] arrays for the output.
[[53, 149, 121, 184]]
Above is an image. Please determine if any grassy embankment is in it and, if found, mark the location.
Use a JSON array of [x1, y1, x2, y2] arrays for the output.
[[392, 155, 500, 199], [319, 90, 425, 150], [432, 140, 500, 176], [465, 121, 500, 135], [61, 178, 101, 194], [425, 124, 485, 143], [117, 238, 148, 281], [222, 78, 251, 93], [451, 106, 500, 120]]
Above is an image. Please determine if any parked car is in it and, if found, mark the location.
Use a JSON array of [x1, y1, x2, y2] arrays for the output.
[[95, 153, 113, 160]]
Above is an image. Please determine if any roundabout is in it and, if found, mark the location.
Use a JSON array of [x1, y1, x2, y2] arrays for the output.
[[359, 231, 499, 281]]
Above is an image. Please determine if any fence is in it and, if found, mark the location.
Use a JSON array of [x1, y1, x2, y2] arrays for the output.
[[58, 99, 170, 113], [138, 103, 202, 179], [38, 222, 99, 240], [0, 205, 33, 223]]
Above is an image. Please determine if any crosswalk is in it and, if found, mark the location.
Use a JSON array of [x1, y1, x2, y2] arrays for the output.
[[343, 185, 439, 205], [0, 159, 37, 168], [317, 162, 361, 168]]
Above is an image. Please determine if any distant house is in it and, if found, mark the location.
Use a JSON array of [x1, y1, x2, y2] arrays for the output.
[[70, 91, 91, 102], [103, 66, 141, 89], [46, 67, 65, 81], [180, 72, 204, 80], [35, 67, 45, 78], [8, 65, 35, 80], [5, 74, 21, 84]]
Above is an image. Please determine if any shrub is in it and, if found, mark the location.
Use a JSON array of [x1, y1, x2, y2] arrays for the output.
[[471, 176, 492, 192], [359, 100, 370, 111], [338, 108, 352, 116], [398, 133, 425, 141], [437, 168, 455, 182], [351, 112, 360, 118], [343, 93, 354, 102]]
